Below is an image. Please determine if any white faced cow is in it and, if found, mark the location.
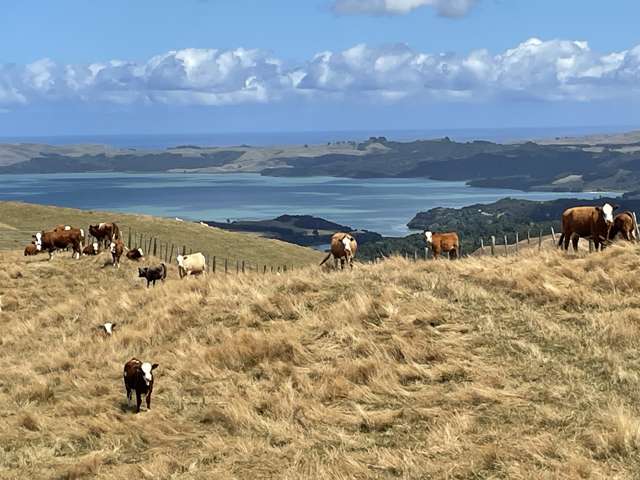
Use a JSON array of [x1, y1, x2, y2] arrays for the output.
[[33, 227, 85, 260]]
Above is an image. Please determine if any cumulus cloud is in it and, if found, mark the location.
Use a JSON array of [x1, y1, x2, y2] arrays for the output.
[[331, 0, 478, 17], [0, 39, 639, 108]]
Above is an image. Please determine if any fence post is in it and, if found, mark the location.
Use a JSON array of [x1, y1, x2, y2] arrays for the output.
[[504, 235, 508, 256], [263, 265, 267, 274], [414, 250, 418, 262], [283, 265, 287, 273], [224, 258, 228, 274], [153, 238, 157, 257], [490, 236, 496, 256], [515, 232, 519, 254], [169, 244, 175, 262], [633, 212, 640, 241], [128, 228, 132, 249], [139, 233, 143, 249], [539, 230, 543, 251], [550, 227, 557, 243], [242, 260, 245, 274], [589, 239, 594, 252], [212, 256, 216, 273], [480, 238, 485, 253], [424, 247, 429, 260], [182, 245, 186, 256], [527, 229, 531, 245]]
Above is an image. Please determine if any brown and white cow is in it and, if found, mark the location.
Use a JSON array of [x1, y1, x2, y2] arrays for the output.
[[110, 239, 125, 268], [89, 222, 121, 248], [609, 211, 637, 242], [82, 242, 100, 256], [123, 358, 158, 413], [424, 231, 459, 259], [176, 252, 206, 278], [24, 242, 39, 256], [126, 248, 144, 261], [33, 227, 85, 260], [319, 232, 358, 270], [558, 203, 617, 251]]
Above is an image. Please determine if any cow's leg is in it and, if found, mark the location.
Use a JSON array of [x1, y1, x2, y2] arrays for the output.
[[333, 257, 339, 270], [135, 391, 142, 413], [125, 384, 132, 407], [557, 233, 564, 249], [340, 258, 345, 270], [563, 233, 570, 251], [571, 235, 579, 252], [146, 391, 152, 410]]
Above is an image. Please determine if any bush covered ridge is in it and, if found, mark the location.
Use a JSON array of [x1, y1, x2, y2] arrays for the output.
[[2, 244, 640, 478]]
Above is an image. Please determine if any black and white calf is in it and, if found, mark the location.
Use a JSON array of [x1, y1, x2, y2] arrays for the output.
[[123, 358, 158, 413]]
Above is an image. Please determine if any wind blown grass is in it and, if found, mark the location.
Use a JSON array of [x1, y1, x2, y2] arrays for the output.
[[1, 243, 640, 478]]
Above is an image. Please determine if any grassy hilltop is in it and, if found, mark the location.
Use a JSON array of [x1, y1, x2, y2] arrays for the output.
[[2, 243, 640, 478], [0, 201, 323, 268]]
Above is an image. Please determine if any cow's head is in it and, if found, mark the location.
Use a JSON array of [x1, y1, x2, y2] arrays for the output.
[[597, 203, 617, 225], [32, 232, 43, 251], [424, 231, 433, 245], [138, 267, 148, 278], [176, 255, 185, 268], [140, 362, 158, 386], [341, 236, 353, 255], [110, 242, 116, 254], [92, 242, 99, 252], [138, 248, 144, 256], [98, 322, 116, 335]]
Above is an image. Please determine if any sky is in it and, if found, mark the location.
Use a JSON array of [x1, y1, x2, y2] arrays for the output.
[[0, 0, 639, 136]]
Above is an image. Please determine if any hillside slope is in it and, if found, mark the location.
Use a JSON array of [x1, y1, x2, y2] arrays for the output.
[[0, 201, 323, 267], [2, 245, 640, 478]]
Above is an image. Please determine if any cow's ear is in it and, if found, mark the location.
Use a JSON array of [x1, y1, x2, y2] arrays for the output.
[[111, 323, 117, 329], [151, 363, 159, 370], [612, 204, 620, 211], [595, 206, 602, 212]]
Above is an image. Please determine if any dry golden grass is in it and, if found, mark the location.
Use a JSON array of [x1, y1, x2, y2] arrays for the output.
[[2, 242, 640, 479]]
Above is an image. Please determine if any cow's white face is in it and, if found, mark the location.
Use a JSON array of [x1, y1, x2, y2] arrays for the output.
[[177, 255, 184, 268], [141, 362, 153, 385], [110, 242, 116, 254], [342, 236, 352, 254], [34, 232, 43, 251], [103, 322, 114, 335], [138, 248, 144, 256], [93, 242, 99, 251], [602, 203, 614, 224], [424, 231, 433, 244]]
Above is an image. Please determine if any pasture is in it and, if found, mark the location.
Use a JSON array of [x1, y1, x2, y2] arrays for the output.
[[2, 241, 640, 478], [0, 201, 323, 268]]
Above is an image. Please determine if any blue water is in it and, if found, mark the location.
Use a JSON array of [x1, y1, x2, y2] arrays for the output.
[[0, 126, 631, 149], [0, 173, 616, 236]]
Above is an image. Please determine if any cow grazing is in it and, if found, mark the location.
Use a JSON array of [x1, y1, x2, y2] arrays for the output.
[[24, 243, 39, 256], [110, 239, 125, 268], [558, 203, 617, 251], [176, 252, 206, 278], [609, 211, 637, 242], [126, 248, 144, 261], [424, 231, 459, 259], [82, 242, 100, 256], [138, 264, 167, 287], [33, 227, 85, 260], [123, 358, 158, 413], [97, 322, 116, 335], [319, 232, 358, 270], [89, 222, 121, 248]]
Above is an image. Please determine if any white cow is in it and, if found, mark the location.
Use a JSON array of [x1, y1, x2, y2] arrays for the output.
[[176, 252, 206, 278]]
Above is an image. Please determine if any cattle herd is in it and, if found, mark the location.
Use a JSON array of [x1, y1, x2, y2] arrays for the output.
[[16, 203, 636, 412]]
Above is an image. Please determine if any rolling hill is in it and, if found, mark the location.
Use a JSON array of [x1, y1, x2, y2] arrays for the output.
[[0, 201, 323, 268], [1, 241, 640, 478]]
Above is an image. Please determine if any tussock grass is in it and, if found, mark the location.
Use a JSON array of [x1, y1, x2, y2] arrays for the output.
[[1, 243, 640, 478]]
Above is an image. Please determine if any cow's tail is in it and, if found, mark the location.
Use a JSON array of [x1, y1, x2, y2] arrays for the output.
[[319, 252, 332, 266], [161, 263, 167, 280]]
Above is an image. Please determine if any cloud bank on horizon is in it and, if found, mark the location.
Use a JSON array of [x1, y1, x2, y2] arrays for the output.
[[331, 0, 478, 17], [1, 38, 639, 110]]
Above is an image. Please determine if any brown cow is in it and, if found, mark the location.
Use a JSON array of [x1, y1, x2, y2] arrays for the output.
[[33, 227, 85, 260], [82, 242, 100, 256], [609, 211, 637, 242], [123, 358, 158, 413], [126, 247, 144, 261], [24, 243, 39, 256], [319, 232, 358, 270], [89, 222, 121, 248], [558, 203, 617, 251], [110, 239, 125, 268], [424, 231, 459, 259]]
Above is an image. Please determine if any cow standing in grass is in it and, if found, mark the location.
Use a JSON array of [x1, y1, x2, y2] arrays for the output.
[[320, 232, 357, 270], [89, 222, 121, 249], [123, 358, 158, 413], [425, 231, 459, 259], [609, 211, 637, 242], [110, 239, 125, 268], [33, 227, 85, 260], [558, 203, 617, 251], [176, 253, 206, 278]]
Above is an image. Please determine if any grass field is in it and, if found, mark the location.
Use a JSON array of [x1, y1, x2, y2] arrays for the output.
[[0, 201, 323, 268], [2, 240, 640, 478]]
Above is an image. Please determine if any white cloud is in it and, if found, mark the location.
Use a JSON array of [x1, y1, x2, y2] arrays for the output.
[[0, 39, 639, 108], [331, 0, 478, 17]]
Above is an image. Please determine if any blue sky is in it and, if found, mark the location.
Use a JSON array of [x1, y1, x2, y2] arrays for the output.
[[1, 0, 639, 136]]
